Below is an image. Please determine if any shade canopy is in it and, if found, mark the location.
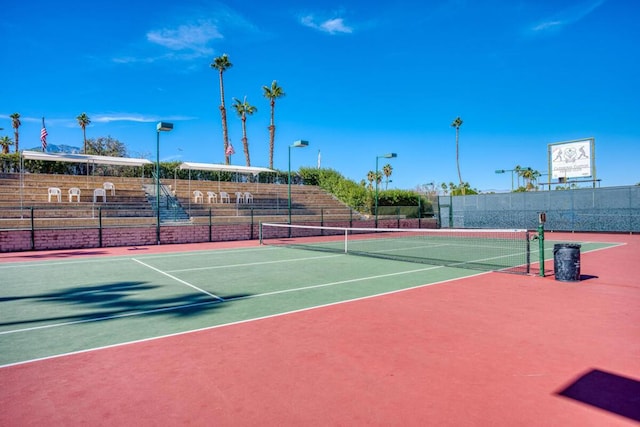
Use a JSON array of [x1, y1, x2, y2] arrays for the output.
[[22, 151, 153, 167], [179, 162, 274, 175]]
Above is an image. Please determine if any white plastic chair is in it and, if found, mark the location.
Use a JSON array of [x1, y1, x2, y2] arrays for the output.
[[235, 192, 245, 204], [207, 191, 217, 203], [193, 190, 204, 203], [93, 188, 107, 203], [244, 192, 254, 203], [103, 182, 115, 196], [219, 191, 230, 203], [48, 187, 62, 203], [68, 187, 81, 202]]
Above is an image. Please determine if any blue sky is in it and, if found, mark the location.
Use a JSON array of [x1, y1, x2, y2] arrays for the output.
[[2, 0, 638, 191]]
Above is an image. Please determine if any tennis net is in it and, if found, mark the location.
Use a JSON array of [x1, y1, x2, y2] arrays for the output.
[[260, 223, 532, 274]]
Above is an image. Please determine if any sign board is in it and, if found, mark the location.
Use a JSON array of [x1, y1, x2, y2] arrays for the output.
[[548, 138, 595, 180]]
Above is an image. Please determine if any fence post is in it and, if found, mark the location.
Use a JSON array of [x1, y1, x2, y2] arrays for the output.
[[209, 208, 212, 242], [449, 194, 454, 228], [30, 207, 35, 250], [98, 207, 103, 248], [250, 207, 254, 240]]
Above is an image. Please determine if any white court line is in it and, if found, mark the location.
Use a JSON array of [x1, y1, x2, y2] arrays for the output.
[[0, 301, 216, 336], [167, 253, 342, 273], [131, 258, 224, 301], [0, 246, 277, 270], [0, 263, 442, 338], [0, 268, 486, 369]]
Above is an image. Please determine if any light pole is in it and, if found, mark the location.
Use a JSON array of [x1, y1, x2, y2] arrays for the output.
[[375, 153, 397, 227], [495, 169, 515, 192], [156, 121, 173, 244], [288, 140, 309, 232]]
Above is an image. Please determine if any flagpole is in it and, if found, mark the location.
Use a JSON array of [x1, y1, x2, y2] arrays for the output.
[[41, 117, 48, 152]]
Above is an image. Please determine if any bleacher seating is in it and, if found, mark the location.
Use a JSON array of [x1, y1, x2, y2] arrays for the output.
[[0, 173, 357, 230]]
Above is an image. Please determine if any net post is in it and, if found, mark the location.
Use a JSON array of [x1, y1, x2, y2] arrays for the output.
[[538, 223, 545, 277], [259, 222, 263, 245], [344, 228, 348, 253], [526, 231, 530, 274]]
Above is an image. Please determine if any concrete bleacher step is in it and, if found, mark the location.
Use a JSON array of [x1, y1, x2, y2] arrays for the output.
[[0, 174, 361, 229]]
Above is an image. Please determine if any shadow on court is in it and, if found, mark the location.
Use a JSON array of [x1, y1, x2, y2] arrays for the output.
[[0, 281, 252, 327], [557, 369, 640, 422]]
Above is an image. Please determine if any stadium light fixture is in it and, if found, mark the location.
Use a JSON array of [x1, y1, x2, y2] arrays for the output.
[[289, 140, 309, 234], [156, 122, 173, 244], [495, 168, 515, 191], [375, 153, 397, 226]]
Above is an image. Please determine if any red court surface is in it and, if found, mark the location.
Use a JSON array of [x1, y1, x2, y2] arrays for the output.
[[1, 233, 639, 426]]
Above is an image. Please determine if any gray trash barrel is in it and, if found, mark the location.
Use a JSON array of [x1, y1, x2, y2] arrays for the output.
[[553, 243, 581, 282]]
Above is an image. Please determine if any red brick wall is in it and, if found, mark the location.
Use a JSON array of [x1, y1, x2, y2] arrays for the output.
[[0, 219, 437, 253]]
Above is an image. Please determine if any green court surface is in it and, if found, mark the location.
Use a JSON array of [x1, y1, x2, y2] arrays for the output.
[[0, 240, 615, 366]]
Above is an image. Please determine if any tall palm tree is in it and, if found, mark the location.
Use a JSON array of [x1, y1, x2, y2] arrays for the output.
[[10, 113, 21, 153], [0, 136, 14, 154], [382, 163, 393, 189], [211, 54, 233, 164], [76, 113, 91, 153], [232, 96, 257, 167], [451, 116, 464, 194], [262, 80, 285, 169]]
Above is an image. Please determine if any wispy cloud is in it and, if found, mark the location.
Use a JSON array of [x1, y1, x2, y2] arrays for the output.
[[147, 20, 222, 55], [528, 0, 606, 34], [113, 5, 258, 65], [300, 14, 353, 35], [92, 114, 195, 123]]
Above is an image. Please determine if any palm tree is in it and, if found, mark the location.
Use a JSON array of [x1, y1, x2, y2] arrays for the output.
[[262, 80, 285, 169], [451, 116, 464, 194], [0, 136, 14, 154], [514, 165, 523, 189], [76, 113, 91, 153], [10, 113, 20, 153], [366, 170, 376, 191], [522, 167, 541, 191], [382, 163, 393, 189], [211, 54, 233, 164], [232, 96, 257, 167]]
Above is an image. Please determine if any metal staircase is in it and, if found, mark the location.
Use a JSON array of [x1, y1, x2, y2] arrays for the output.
[[144, 177, 191, 223]]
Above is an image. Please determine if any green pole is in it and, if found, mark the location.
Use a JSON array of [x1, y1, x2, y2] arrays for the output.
[[538, 222, 545, 277], [98, 207, 103, 248], [156, 129, 161, 245], [374, 156, 379, 228], [288, 145, 292, 227], [30, 207, 35, 250]]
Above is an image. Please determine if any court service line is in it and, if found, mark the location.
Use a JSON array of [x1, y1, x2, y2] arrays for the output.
[[131, 258, 224, 301], [0, 263, 442, 338], [167, 253, 342, 273], [0, 269, 487, 369], [0, 301, 218, 336]]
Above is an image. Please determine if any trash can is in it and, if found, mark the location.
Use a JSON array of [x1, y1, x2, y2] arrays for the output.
[[553, 243, 581, 282]]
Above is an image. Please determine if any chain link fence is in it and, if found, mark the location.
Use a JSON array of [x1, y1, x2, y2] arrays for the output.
[[438, 186, 640, 232]]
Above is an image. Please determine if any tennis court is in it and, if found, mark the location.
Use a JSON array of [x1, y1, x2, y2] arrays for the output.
[[1, 230, 639, 425]]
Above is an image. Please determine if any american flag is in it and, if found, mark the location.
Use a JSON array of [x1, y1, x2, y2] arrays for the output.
[[41, 118, 48, 152], [225, 143, 235, 156]]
